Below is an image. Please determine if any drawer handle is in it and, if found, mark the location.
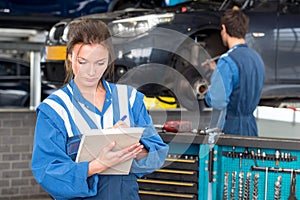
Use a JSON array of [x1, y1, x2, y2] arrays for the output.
[[165, 158, 196, 163], [139, 190, 195, 198], [138, 179, 194, 187], [156, 169, 195, 175]]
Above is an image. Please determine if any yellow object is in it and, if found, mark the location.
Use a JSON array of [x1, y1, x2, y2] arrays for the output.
[[165, 158, 196, 163], [45, 46, 67, 60], [143, 96, 177, 110], [232, 6, 240, 10], [155, 169, 195, 175]]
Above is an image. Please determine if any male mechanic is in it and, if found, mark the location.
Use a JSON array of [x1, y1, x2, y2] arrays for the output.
[[205, 8, 265, 136]]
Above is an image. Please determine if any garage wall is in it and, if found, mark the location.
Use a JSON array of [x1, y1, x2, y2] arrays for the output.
[[0, 110, 50, 200], [0, 108, 207, 199]]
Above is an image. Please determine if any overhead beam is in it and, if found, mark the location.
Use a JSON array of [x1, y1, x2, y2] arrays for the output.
[[0, 41, 43, 51]]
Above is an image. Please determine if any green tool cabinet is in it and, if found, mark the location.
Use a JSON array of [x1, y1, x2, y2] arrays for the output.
[[138, 133, 300, 200]]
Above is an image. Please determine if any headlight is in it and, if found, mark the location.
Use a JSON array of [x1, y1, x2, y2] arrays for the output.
[[109, 13, 174, 37], [61, 23, 70, 43], [48, 21, 68, 44]]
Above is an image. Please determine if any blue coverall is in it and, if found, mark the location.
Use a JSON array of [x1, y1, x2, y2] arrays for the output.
[[31, 79, 169, 199], [205, 44, 265, 136]]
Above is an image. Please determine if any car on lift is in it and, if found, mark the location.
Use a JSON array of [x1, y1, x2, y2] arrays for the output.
[[0, 0, 157, 30], [0, 57, 56, 107], [41, 0, 300, 110]]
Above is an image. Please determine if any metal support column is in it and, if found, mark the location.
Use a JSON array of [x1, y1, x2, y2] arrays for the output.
[[30, 51, 41, 110]]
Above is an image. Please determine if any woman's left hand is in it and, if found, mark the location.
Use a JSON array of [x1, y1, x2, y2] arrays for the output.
[[135, 147, 148, 161]]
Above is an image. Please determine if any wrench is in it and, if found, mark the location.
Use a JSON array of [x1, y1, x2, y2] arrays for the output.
[[288, 170, 297, 200], [264, 168, 268, 200]]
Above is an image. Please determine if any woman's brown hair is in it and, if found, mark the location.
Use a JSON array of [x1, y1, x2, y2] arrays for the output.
[[64, 18, 115, 85]]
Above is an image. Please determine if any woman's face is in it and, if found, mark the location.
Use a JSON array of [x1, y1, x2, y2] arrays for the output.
[[69, 43, 109, 88]]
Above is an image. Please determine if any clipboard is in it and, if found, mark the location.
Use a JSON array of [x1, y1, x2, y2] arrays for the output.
[[75, 127, 144, 175]]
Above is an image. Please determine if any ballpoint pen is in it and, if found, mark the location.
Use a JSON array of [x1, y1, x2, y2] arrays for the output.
[[120, 115, 127, 122], [113, 115, 128, 128]]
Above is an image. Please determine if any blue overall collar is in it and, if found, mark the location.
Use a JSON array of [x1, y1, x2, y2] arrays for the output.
[[232, 43, 248, 49], [70, 79, 113, 112]]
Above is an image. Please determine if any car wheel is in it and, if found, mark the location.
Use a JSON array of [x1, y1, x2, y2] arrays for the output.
[[170, 31, 226, 110], [170, 38, 211, 110]]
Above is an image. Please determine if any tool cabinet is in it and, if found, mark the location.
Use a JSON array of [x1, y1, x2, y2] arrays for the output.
[[138, 133, 300, 200]]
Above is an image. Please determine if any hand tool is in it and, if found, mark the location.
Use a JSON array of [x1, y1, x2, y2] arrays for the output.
[[251, 150, 258, 166], [262, 152, 266, 162], [288, 170, 297, 200], [275, 150, 280, 166], [239, 153, 243, 169], [201, 55, 221, 67], [238, 172, 244, 200], [243, 172, 251, 200], [230, 171, 237, 200], [274, 175, 282, 200], [281, 152, 285, 161], [288, 153, 291, 162], [208, 147, 214, 182], [264, 167, 268, 200], [244, 147, 249, 158], [257, 149, 261, 159], [223, 172, 229, 200], [252, 173, 259, 200]]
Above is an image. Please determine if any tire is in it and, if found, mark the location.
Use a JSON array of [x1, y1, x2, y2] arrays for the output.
[[170, 38, 211, 110], [170, 31, 226, 110]]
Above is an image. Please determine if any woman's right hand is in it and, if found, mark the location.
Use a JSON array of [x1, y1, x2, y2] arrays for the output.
[[88, 142, 143, 176]]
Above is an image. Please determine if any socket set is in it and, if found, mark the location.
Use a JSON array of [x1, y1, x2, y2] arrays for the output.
[[207, 146, 300, 200]]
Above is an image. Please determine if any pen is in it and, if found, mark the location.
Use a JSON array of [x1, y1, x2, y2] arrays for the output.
[[120, 115, 127, 122], [113, 115, 128, 128]]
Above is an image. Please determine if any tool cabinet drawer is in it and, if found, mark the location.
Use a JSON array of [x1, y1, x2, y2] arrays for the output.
[[139, 190, 197, 200], [162, 156, 199, 171], [138, 179, 198, 193], [139, 153, 199, 200], [144, 168, 198, 182]]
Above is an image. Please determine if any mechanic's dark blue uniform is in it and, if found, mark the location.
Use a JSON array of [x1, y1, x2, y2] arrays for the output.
[[205, 44, 265, 136]]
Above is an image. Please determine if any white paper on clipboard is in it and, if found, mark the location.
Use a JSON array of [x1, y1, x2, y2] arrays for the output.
[[75, 127, 144, 175]]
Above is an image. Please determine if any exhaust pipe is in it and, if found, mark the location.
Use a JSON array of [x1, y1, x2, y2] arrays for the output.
[[196, 82, 208, 99]]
